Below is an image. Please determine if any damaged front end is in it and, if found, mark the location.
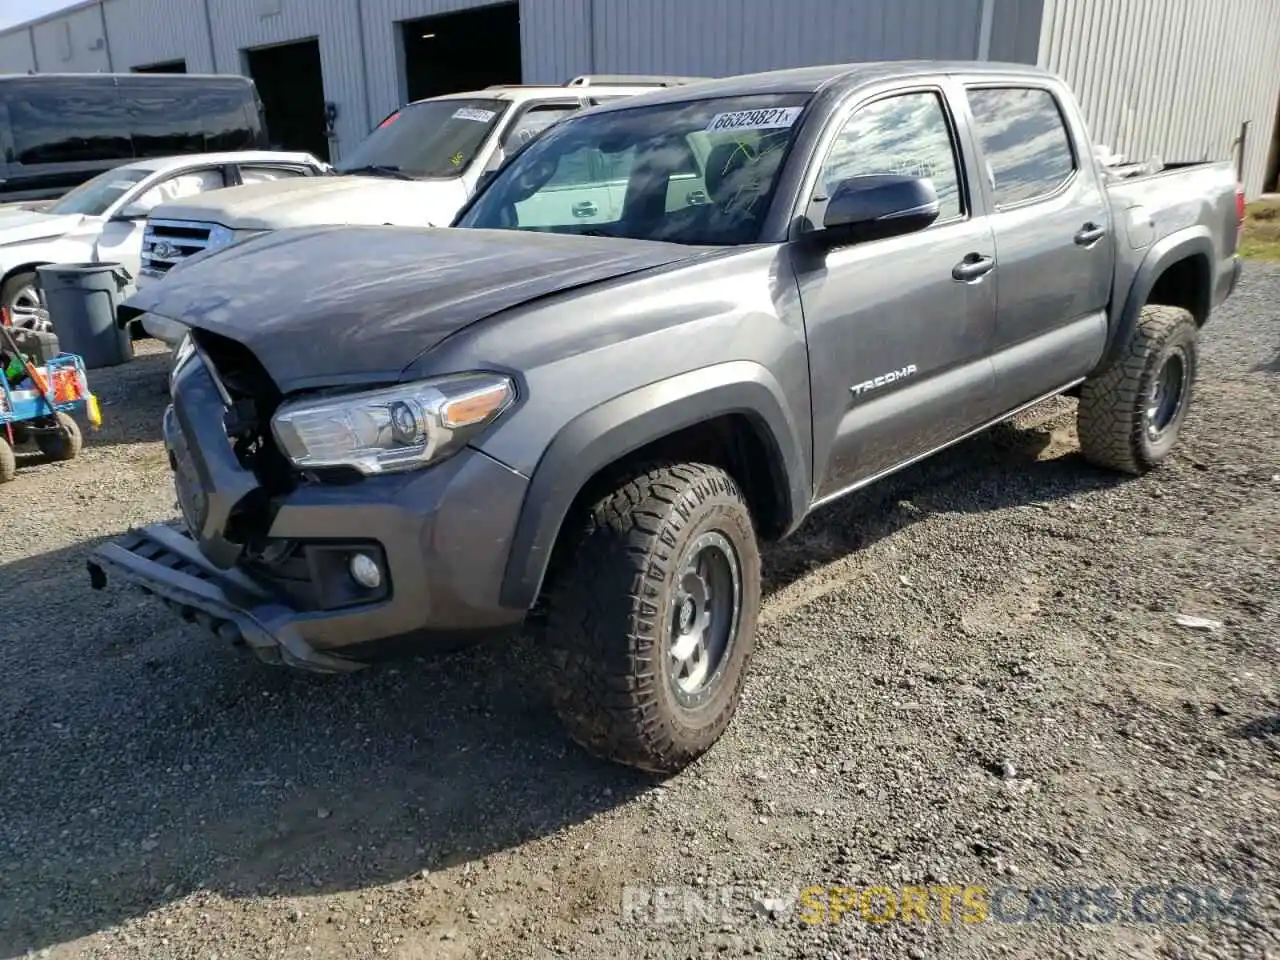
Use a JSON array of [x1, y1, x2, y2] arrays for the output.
[[87, 329, 385, 672]]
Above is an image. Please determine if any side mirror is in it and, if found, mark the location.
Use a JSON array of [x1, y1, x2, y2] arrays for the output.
[[819, 174, 940, 244]]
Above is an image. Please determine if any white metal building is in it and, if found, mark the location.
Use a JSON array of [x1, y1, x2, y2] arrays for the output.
[[3, 0, 1280, 195]]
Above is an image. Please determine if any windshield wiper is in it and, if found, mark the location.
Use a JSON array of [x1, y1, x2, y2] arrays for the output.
[[337, 164, 414, 181]]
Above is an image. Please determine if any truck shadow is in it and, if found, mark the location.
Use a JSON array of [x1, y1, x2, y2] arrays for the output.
[[0, 401, 1126, 954]]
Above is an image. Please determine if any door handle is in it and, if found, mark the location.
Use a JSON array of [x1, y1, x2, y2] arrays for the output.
[[572, 200, 598, 218], [952, 253, 995, 282], [1074, 222, 1106, 246]]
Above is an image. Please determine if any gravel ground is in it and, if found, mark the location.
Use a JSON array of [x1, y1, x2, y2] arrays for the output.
[[1, 265, 1277, 960]]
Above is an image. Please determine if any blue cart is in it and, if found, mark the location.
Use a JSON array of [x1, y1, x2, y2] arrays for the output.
[[0, 351, 102, 483]]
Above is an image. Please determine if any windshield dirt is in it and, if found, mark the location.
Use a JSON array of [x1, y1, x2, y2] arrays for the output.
[[334, 99, 510, 179], [456, 94, 812, 245], [48, 167, 150, 216]]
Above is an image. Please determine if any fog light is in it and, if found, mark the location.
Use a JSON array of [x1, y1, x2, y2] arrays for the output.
[[349, 552, 382, 589]]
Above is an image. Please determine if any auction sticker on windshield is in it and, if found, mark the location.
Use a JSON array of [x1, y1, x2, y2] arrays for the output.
[[705, 106, 803, 132], [453, 107, 497, 123]]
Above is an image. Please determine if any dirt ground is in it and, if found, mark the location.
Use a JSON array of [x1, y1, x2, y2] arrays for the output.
[[0, 265, 1276, 960]]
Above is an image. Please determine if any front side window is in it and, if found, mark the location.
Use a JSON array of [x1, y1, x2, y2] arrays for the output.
[[47, 166, 150, 216], [336, 98, 511, 179], [131, 168, 226, 214], [457, 94, 812, 245], [966, 86, 1076, 207], [815, 90, 964, 222]]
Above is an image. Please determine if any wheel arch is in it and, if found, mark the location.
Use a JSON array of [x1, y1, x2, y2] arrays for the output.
[[497, 361, 811, 611], [1, 261, 54, 293], [1099, 227, 1213, 373]]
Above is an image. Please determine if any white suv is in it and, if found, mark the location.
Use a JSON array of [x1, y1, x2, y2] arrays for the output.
[[137, 76, 706, 346]]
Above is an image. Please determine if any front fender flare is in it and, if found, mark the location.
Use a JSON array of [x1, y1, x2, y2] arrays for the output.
[[1098, 226, 1213, 373], [497, 361, 810, 610]]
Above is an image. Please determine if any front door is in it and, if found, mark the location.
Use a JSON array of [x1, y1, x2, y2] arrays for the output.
[[793, 87, 999, 500], [96, 166, 227, 278]]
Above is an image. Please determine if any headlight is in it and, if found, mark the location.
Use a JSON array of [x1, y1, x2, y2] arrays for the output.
[[270, 373, 516, 475]]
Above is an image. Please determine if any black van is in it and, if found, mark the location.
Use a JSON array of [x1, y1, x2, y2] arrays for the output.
[[0, 73, 269, 203]]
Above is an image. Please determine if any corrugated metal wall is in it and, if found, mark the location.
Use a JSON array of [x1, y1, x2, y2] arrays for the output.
[[30, 3, 111, 72], [104, 0, 216, 73], [0, 29, 37, 72], [1038, 0, 1280, 197], [570, 0, 992, 77]]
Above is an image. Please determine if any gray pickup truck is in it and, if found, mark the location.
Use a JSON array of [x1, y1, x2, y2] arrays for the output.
[[92, 60, 1243, 774]]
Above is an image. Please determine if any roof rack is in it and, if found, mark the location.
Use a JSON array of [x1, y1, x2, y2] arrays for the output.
[[563, 74, 710, 87]]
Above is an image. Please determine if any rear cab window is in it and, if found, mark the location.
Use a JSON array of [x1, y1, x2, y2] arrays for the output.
[[964, 86, 1076, 207]]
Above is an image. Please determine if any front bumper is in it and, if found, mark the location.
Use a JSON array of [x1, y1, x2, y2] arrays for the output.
[[88, 523, 365, 672], [87, 355, 531, 671]]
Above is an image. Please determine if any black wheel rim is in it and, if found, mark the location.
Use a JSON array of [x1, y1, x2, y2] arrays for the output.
[[667, 530, 742, 709], [1146, 348, 1188, 442]]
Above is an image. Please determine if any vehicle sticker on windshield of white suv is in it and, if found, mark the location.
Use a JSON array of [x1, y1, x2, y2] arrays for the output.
[[453, 107, 497, 123], [705, 106, 803, 133]]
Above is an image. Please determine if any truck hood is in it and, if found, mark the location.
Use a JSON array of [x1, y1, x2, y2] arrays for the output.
[[149, 175, 467, 230], [121, 225, 704, 393], [0, 207, 87, 246]]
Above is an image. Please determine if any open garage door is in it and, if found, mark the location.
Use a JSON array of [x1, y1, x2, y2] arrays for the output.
[[401, 3, 521, 103], [245, 38, 329, 161]]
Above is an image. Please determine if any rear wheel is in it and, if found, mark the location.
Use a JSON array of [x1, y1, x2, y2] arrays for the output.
[[1077, 304, 1198, 474], [0, 435, 15, 483], [543, 463, 761, 774], [36, 412, 82, 462]]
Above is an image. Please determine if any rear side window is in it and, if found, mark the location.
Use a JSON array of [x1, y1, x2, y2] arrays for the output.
[[119, 86, 206, 157], [966, 86, 1075, 207], [6, 79, 132, 165], [238, 164, 310, 184]]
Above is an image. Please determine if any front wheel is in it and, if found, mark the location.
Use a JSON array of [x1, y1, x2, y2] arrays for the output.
[[0, 270, 42, 326], [544, 463, 762, 774], [1077, 304, 1198, 475]]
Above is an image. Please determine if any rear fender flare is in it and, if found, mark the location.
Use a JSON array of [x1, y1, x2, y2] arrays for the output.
[[497, 361, 810, 610], [1098, 226, 1213, 373]]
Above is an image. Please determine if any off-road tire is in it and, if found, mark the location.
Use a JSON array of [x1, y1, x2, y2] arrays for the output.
[[36, 412, 82, 461], [1077, 304, 1198, 475], [544, 463, 762, 774], [0, 435, 15, 483]]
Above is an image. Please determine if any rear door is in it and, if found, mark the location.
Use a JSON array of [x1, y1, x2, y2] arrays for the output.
[[960, 81, 1112, 411]]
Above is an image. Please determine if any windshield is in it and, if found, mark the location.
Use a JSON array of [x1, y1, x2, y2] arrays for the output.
[[334, 98, 510, 179], [456, 93, 812, 245], [48, 166, 150, 216]]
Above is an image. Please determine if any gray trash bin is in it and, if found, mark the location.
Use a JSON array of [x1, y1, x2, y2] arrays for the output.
[[36, 262, 135, 369]]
